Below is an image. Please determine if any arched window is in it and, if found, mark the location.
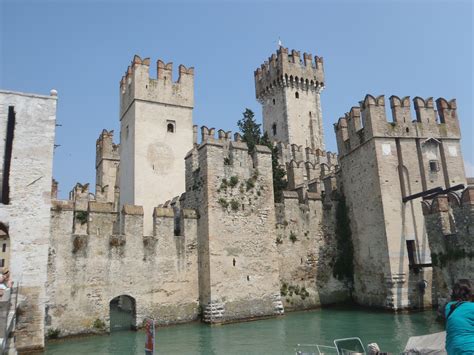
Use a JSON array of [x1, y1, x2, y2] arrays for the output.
[[272, 123, 277, 136], [295, 92, 299, 99], [167, 120, 176, 133]]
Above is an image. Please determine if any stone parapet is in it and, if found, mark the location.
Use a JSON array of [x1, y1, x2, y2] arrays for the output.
[[255, 47, 324, 102], [120, 55, 194, 116], [335, 95, 462, 158]]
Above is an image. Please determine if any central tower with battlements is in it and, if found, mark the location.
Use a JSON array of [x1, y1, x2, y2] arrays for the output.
[[255, 47, 325, 150], [119, 55, 195, 234]]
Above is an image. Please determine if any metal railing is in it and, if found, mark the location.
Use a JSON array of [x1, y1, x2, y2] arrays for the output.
[[295, 343, 338, 354]]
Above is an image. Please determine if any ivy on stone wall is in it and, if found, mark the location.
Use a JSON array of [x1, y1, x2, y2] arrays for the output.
[[333, 195, 354, 283], [237, 108, 287, 202], [75, 211, 88, 225], [431, 249, 474, 268]]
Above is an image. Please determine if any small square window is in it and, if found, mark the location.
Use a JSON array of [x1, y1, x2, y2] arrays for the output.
[[429, 160, 439, 173]]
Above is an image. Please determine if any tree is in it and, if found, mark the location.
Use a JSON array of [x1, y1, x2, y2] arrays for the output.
[[237, 108, 261, 155], [237, 109, 287, 202], [260, 133, 287, 202]]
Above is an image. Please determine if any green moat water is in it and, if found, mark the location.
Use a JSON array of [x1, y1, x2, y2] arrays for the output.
[[46, 307, 443, 354]]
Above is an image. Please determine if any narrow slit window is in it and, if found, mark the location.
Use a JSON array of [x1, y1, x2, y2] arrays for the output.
[[1, 106, 16, 204], [295, 92, 299, 99], [272, 123, 277, 136], [406, 240, 417, 266]]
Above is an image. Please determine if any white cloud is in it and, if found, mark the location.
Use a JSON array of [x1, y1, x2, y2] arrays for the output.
[[465, 160, 474, 178]]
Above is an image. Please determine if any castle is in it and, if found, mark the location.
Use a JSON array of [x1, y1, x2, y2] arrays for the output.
[[0, 47, 472, 353]]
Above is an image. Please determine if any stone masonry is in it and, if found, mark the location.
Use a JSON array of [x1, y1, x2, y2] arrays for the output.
[[0, 90, 57, 352], [2, 46, 472, 346], [255, 47, 325, 150], [423, 187, 474, 305], [334, 95, 466, 310]]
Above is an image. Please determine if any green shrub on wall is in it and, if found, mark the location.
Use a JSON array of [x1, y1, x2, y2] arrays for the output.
[[333, 196, 354, 283]]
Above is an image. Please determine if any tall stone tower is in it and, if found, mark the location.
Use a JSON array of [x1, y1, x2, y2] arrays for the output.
[[119, 55, 194, 234], [334, 94, 466, 310], [254, 47, 325, 150]]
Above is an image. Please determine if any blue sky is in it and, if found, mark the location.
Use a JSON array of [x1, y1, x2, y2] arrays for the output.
[[1, 0, 473, 198]]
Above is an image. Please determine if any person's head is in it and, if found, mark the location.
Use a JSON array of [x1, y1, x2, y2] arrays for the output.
[[451, 280, 472, 301]]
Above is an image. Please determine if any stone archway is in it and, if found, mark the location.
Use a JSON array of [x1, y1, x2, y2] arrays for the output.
[[109, 295, 136, 331]]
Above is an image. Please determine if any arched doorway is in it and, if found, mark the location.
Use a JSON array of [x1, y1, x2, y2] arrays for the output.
[[0, 223, 10, 269], [109, 295, 136, 331]]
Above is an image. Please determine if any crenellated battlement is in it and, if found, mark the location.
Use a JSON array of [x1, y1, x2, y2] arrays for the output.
[[334, 94, 461, 157], [196, 125, 234, 146], [254, 47, 324, 101], [276, 142, 337, 167], [275, 141, 338, 193], [184, 127, 274, 216], [119, 55, 194, 117], [51, 198, 198, 242]]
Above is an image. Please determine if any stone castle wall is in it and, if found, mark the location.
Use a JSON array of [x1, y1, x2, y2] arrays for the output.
[[42, 49, 473, 342], [46, 188, 199, 336], [275, 184, 348, 310], [45, 122, 351, 336], [423, 186, 474, 304], [183, 128, 283, 322]]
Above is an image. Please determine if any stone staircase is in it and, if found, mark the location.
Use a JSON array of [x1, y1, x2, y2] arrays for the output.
[[202, 301, 225, 323], [272, 294, 284, 315]]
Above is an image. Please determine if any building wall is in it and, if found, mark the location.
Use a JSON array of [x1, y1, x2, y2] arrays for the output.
[[334, 94, 465, 310], [0, 90, 57, 352], [423, 187, 474, 305], [119, 56, 194, 235], [275, 190, 348, 310], [184, 130, 283, 322], [46, 197, 199, 336]]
